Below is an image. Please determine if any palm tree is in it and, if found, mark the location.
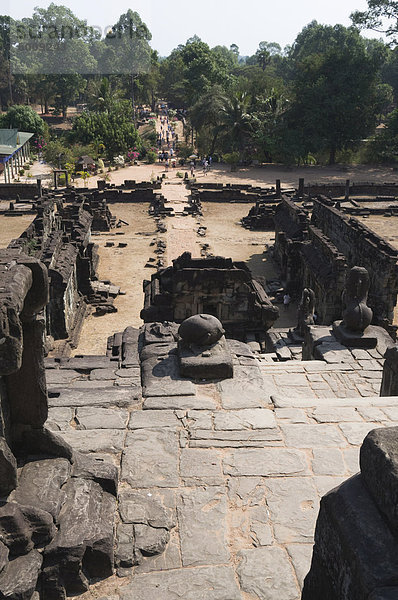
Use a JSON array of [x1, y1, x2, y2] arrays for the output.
[[190, 86, 226, 154], [218, 91, 254, 160]]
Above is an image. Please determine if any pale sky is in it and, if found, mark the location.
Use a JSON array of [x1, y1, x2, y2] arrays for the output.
[[5, 0, 380, 56]]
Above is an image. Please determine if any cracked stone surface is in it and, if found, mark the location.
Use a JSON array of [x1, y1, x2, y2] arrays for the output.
[[48, 343, 398, 600]]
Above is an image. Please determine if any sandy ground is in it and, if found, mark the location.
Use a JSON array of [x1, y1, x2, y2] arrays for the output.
[[0, 214, 35, 248], [83, 162, 398, 190], [3, 151, 398, 354], [75, 192, 298, 355], [75, 203, 157, 355]]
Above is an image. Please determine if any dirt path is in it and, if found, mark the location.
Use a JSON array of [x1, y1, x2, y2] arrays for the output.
[[162, 182, 199, 264]]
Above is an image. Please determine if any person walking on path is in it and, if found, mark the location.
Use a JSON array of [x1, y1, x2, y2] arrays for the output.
[[190, 161, 195, 177], [283, 292, 291, 311]]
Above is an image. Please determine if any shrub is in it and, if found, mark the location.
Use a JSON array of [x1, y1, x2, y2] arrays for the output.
[[146, 150, 157, 164]]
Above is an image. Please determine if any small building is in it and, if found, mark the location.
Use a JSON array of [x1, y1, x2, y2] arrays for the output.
[[0, 129, 33, 183], [75, 155, 96, 172]]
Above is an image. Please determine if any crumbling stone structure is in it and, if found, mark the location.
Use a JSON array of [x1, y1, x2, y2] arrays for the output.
[[0, 249, 117, 599], [189, 182, 280, 204], [274, 196, 398, 328], [141, 252, 279, 341], [303, 426, 398, 600], [8, 197, 100, 349]]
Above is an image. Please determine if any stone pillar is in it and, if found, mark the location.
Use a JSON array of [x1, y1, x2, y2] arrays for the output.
[[380, 345, 398, 396], [10, 156, 14, 179], [6, 318, 48, 430], [37, 178, 42, 197], [344, 179, 350, 201], [298, 178, 305, 198], [276, 179, 281, 198]]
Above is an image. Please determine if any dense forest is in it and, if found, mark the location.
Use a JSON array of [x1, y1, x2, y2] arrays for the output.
[[1, 1, 398, 167]]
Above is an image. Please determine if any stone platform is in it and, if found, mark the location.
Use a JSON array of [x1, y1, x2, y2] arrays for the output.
[[43, 334, 398, 600]]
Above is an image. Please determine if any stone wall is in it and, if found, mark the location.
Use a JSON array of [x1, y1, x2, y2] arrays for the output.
[[274, 196, 398, 328], [8, 197, 96, 348], [274, 197, 310, 288], [300, 226, 347, 324], [0, 182, 41, 200], [312, 198, 398, 324], [0, 249, 117, 599], [306, 182, 398, 198], [190, 183, 277, 204]]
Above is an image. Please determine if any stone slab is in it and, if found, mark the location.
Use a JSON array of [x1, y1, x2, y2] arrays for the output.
[[180, 448, 224, 485], [119, 488, 176, 530], [46, 407, 74, 431], [272, 395, 398, 409], [120, 565, 242, 600], [312, 448, 346, 476], [76, 407, 128, 430], [281, 424, 345, 448], [213, 409, 277, 431], [143, 395, 216, 410], [141, 354, 196, 397], [45, 370, 83, 385], [223, 448, 308, 477], [60, 356, 114, 371], [177, 487, 230, 567], [48, 387, 139, 408], [89, 368, 117, 381], [58, 429, 125, 454], [129, 410, 179, 429], [266, 477, 319, 543], [237, 547, 299, 600], [219, 365, 272, 408], [314, 342, 355, 364], [310, 407, 363, 423], [122, 430, 179, 488], [287, 543, 315, 589], [339, 422, 384, 446]]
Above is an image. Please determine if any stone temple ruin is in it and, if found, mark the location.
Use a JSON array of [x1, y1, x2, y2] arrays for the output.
[[141, 252, 279, 342], [2, 177, 398, 599]]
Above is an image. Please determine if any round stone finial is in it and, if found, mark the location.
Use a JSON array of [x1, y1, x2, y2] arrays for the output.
[[178, 314, 225, 346]]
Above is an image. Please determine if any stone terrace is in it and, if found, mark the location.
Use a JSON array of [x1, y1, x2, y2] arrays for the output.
[[44, 341, 398, 600]]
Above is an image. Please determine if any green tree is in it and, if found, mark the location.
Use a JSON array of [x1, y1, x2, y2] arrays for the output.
[[0, 16, 13, 108], [43, 139, 73, 168], [218, 91, 255, 160], [365, 107, 398, 162], [0, 104, 47, 138], [351, 1, 398, 42], [287, 22, 386, 164], [72, 100, 141, 160]]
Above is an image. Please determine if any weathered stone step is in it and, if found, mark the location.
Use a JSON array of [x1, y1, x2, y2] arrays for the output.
[[48, 387, 140, 408], [258, 360, 353, 373], [272, 394, 398, 408]]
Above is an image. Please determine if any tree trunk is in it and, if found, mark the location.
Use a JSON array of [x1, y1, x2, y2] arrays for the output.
[[329, 144, 336, 165], [210, 131, 219, 156], [8, 67, 13, 106]]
